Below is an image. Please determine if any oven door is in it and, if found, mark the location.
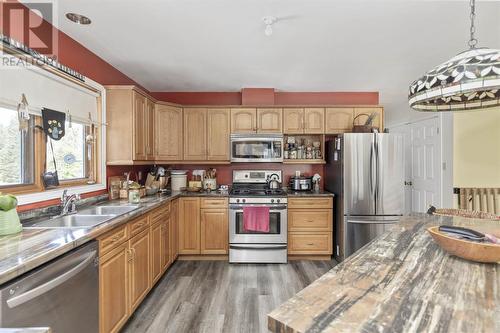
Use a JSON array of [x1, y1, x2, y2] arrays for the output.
[[229, 204, 287, 244], [230, 136, 283, 162]]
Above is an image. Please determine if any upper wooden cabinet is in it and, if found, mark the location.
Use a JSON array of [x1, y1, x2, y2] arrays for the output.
[[106, 87, 155, 164], [231, 108, 257, 133], [257, 108, 282, 133], [283, 108, 304, 134], [155, 105, 183, 161], [284, 108, 324, 134], [325, 108, 354, 134], [353, 107, 384, 131], [207, 108, 230, 161], [231, 108, 282, 133], [183, 108, 207, 160]]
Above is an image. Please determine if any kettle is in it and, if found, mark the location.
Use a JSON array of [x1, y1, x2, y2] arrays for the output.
[[267, 173, 281, 190]]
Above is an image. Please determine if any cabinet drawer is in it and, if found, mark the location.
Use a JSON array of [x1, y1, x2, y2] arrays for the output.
[[289, 209, 332, 231], [288, 197, 333, 209], [128, 215, 150, 237], [99, 224, 129, 255], [200, 198, 228, 209], [150, 204, 170, 225], [288, 232, 332, 255]]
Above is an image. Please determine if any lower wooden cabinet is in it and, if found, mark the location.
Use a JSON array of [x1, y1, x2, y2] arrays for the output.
[[150, 221, 163, 285], [179, 198, 201, 254], [171, 199, 179, 259], [99, 243, 129, 333], [161, 217, 171, 270], [200, 209, 228, 254], [287, 197, 334, 258], [129, 229, 151, 312]]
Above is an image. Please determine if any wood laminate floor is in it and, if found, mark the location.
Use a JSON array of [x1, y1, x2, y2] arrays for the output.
[[122, 260, 336, 333]]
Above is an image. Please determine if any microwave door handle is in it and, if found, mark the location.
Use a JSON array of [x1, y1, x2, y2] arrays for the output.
[[7, 251, 96, 309]]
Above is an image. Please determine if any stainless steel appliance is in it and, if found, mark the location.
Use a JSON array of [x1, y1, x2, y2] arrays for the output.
[[0, 241, 98, 332], [229, 170, 287, 263], [326, 133, 404, 261], [288, 176, 313, 191], [230, 134, 283, 163]]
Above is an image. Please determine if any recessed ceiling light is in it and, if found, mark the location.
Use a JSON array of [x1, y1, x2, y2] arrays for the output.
[[65, 13, 91, 25]]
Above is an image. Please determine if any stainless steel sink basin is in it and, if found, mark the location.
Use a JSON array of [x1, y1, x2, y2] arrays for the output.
[[79, 205, 139, 216], [26, 214, 116, 229]]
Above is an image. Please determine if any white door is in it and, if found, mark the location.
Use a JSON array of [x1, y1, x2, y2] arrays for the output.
[[409, 117, 442, 213]]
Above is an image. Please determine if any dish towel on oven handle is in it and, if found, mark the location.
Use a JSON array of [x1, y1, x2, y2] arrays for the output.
[[243, 206, 270, 233]]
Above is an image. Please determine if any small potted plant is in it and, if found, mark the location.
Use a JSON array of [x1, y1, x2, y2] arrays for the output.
[[0, 193, 23, 235]]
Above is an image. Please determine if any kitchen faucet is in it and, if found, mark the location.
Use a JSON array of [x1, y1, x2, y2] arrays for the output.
[[60, 190, 81, 216]]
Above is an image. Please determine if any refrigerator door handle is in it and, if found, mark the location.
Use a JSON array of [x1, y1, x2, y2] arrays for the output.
[[375, 137, 380, 212]]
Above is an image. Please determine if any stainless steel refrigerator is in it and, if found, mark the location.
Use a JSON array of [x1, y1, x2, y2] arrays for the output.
[[326, 133, 404, 261]]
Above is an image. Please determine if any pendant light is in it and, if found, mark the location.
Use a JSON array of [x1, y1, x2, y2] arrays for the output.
[[408, 0, 500, 112]]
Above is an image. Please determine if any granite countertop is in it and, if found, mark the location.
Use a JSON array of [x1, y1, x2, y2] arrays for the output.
[[0, 329, 51, 333], [268, 213, 500, 333], [285, 190, 334, 197]]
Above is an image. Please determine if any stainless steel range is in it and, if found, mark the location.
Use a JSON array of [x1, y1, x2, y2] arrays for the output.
[[229, 170, 287, 263]]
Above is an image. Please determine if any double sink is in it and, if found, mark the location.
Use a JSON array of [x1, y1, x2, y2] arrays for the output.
[[25, 205, 139, 229]]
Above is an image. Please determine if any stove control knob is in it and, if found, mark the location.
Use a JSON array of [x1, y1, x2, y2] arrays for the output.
[[242, 199, 246, 203], [271, 199, 275, 203], [236, 199, 240, 203], [277, 199, 281, 203]]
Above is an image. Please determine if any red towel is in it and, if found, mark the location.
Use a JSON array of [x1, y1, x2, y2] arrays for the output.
[[243, 206, 270, 232]]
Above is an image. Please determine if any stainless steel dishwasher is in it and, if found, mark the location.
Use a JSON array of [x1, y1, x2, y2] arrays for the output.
[[0, 241, 98, 332]]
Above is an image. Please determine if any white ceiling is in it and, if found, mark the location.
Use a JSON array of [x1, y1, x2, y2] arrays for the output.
[[46, 1, 500, 124]]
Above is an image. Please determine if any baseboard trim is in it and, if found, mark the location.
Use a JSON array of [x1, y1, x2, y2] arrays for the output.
[[178, 255, 229, 261]]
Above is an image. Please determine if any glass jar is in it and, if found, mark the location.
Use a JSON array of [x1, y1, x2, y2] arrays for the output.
[[128, 189, 141, 204], [289, 148, 297, 159]]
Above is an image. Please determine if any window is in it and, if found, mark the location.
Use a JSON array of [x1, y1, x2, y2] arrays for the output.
[[46, 121, 89, 181], [0, 107, 34, 188]]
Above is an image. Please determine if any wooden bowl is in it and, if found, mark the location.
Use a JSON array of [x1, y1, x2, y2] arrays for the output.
[[186, 187, 202, 192], [427, 226, 500, 263]]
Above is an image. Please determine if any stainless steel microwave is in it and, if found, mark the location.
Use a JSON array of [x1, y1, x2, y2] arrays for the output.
[[230, 134, 283, 163]]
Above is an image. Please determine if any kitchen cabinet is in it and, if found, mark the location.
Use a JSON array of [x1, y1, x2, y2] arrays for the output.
[[283, 108, 304, 134], [99, 243, 129, 333], [155, 104, 183, 161], [288, 197, 333, 258], [161, 217, 171, 271], [284, 108, 324, 134], [325, 108, 354, 134], [257, 108, 282, 133], [231, 108, 257, 133], [353, 107, 384, 131], [171, 199, 179, 259], [200, 208, 228, 254], [178, 197, 201, 254], [183, 108, 207, 160], [128, 229, 151, 312], [230, 108, 282, 133], [207, 108, 230, 161], [150, 220, 163, 285], [106, 86, 155, 164]]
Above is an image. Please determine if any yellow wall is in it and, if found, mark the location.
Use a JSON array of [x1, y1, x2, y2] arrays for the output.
[[453, 107, 500, 188]]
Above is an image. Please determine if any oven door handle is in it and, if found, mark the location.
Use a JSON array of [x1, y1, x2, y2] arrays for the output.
[[230, 244, 287, 250], [229, 205, 287, 210]]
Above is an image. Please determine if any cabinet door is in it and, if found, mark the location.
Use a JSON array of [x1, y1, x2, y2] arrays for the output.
[[283, 108, 304, 134], [257, 108, 282, 133], [155, 105, 183, 161], [133, 92, 147, 160], [146, 99, 155, 160], [183, 108, 207, 160], [171, 199, 179, 259], [325, 108, 354, 134], [207, 108, 230, 161], [178, 198, 201, 254], [150, 222, 163, 285], [304, 108, 325, 134], [231, 108, 256, 133], [129, 229, 151, 312], [161, 218, 171, 271], [354, 107, 383, 131], [99, 243, 129, 333], [200, 209, 228, 255]]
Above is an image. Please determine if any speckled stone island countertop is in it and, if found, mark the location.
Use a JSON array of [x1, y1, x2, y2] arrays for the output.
[[0, 189, 334, 286], [268, 213, 500, 333], [0, 328, 51, 333]]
